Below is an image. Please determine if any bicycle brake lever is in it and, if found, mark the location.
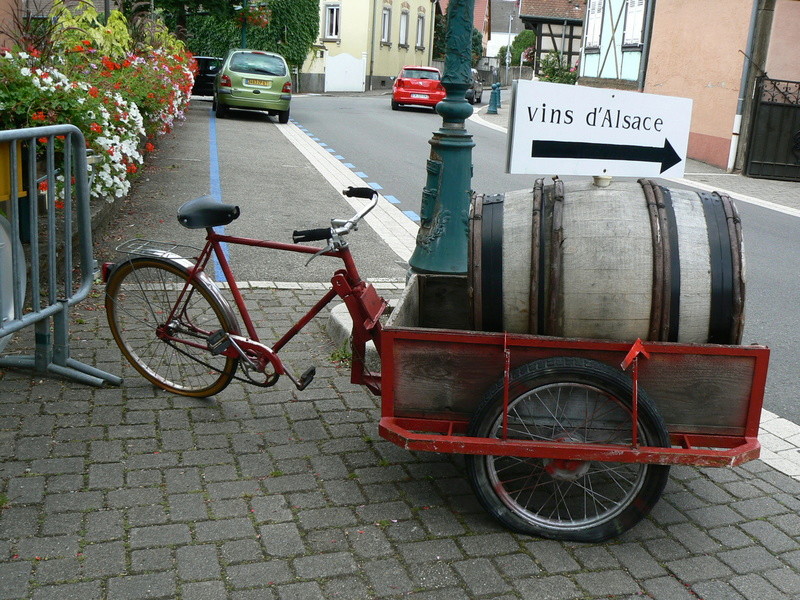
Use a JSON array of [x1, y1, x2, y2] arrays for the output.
[[305, 243, 333, 266]]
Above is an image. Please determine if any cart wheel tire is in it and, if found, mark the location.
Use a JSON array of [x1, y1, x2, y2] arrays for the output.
[[465, 357, 670, 543]]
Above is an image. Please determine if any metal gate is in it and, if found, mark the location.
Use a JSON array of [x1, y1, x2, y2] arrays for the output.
[[745, 77, 800, 181]]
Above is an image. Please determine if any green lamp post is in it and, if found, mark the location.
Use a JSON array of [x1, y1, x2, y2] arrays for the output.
[[408, 0, 475, 274]]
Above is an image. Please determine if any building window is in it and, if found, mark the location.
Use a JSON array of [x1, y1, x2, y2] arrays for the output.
[[584, 0, 603, 48], [416, 14, 425, 49], [324, 3, 340, 40], [381, 7, 391, 43], [623, 0, 645, 45], [399, 11, 409, 47]]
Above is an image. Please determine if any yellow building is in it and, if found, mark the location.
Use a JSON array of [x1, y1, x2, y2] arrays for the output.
[[301, 0, 437, 93]]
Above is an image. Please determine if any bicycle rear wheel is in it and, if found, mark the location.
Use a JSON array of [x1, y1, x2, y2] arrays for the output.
[[466, 357, 670, 542], [106, 257, 238, 397]]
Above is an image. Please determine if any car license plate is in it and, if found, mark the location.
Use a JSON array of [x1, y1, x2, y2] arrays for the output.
[[247, 79, 272, 87], [411, 93, 428, 99]]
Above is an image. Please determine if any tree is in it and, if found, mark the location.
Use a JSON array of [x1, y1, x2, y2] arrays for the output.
[[433, 14, 483, 67], [497, 29, 536, 67], [432, 12, 447, 61], [471, 27, 483, 66]]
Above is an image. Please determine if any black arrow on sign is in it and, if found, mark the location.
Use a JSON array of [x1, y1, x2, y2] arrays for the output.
[[531, 138, 682, 174]]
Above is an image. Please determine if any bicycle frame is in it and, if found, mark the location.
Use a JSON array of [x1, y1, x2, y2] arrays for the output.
[[182, 227, 388, 395]]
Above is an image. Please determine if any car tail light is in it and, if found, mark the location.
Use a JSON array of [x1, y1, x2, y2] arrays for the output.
[[220, 74, 231, 88], [395, 78, 405, 89], [282, 81, 291, 94]]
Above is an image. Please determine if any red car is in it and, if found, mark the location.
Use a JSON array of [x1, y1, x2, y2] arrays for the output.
[[391, 66, 446, 111]]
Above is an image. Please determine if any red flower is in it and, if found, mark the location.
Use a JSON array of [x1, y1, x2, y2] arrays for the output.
[[37, 137, 48, 143], [88, 86, 99, 98], [32, 111, 47, 121], [54, 200, 65, 209], [126, 164, 138, 174], [90, 122, 102, 133], [38, 181, 48, 192], [145, 142, 156, 153]]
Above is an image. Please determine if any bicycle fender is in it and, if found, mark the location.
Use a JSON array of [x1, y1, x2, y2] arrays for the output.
[[107, 253, 241, 336]]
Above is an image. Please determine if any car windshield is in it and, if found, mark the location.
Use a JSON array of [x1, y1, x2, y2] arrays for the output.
[[401, 69, 439, 80], [229, 53, 287, 76]]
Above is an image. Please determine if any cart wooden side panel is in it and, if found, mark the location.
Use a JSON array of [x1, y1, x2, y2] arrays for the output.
[[382, 276, 769, 452]]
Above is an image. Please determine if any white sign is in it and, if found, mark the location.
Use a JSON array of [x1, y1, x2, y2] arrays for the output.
[[506, 81, 693, 178]]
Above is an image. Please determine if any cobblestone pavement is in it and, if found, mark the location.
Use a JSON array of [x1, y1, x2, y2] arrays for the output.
[[1, 280, 800, 600]]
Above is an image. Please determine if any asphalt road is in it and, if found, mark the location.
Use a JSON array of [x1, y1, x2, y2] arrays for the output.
[[289, 93, 570, 217], [290, 93, 800, 426]]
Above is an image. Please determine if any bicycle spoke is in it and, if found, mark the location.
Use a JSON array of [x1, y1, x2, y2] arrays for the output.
[[107, 260, 237, 396]]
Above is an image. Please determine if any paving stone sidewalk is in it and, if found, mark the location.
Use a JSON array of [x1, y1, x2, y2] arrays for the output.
[[1, 281, 800, 600]]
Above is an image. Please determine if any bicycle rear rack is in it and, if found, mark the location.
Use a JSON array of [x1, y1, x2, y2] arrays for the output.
[[115, 238, 201, 260]]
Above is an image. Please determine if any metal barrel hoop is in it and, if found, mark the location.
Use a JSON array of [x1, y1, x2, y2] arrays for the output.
[[527, 178, 544, 334], [544, 178, 564, 336], [468, 193, 484, 330], [718, 192, 745, 343], [479, 193, 505, 332]]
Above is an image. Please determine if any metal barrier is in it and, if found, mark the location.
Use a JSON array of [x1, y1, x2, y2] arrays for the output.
[[0, 125, 121, 386]]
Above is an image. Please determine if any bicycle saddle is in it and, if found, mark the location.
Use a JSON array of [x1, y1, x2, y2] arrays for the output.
[[177, 196, 240, 229]]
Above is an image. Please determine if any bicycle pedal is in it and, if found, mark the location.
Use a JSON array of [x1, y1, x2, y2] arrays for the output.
[[297, 366, 316, 391], [207, 330, 231, 355]]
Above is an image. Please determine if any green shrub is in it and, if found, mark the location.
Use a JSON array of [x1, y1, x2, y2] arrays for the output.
[[538, 51, 578, 84]]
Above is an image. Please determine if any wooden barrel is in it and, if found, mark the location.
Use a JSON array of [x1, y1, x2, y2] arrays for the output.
[[469, 179, 745, 344]]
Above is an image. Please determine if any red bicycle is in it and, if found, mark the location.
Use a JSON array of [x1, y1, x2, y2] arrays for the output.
[[104, 186, 387, 398]]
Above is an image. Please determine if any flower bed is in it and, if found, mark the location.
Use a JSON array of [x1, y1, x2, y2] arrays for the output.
[[0, 8, 194, 204]]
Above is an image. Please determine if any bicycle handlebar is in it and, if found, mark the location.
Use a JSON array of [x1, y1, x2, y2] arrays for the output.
[[291, 187, 378, 244], [343, 186, 377, 199], [292, 228, 332, 243]]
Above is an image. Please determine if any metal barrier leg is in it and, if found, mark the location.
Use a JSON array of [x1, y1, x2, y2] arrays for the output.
[[0, 309, 122, 387], [0, 125, 121, 387]]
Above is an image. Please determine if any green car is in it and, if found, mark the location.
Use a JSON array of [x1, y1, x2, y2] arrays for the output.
[[213, 49, 292, 123]]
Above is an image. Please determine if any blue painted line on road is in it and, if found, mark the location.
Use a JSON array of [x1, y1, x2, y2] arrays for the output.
[[334, 155, 345, 160], [403, 210, 421, 222], [384, 195, 401, 204], [355, 172, 368, 178], [311, 137, 320, 141], [326, 148, 336, 153], [208, 110, 230, 282], [368, 182, 383, 190], [343, 163, 356, 169], [319, 142, 328, 147]]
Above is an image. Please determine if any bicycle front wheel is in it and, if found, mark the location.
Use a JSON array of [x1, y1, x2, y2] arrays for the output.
[[106, 257, 238, 397]]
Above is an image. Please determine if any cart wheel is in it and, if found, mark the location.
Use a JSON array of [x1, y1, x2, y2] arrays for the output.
[[465, 357, 670, 542]]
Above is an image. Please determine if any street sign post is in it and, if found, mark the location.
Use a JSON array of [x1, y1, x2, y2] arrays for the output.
[[507, 81, 693, 178]]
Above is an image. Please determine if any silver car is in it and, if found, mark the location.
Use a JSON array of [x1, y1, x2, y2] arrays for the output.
[[466, 68, 484, 105]]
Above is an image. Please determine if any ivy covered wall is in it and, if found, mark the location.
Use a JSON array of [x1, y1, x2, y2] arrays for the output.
[[184, 0, 319, 69]]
